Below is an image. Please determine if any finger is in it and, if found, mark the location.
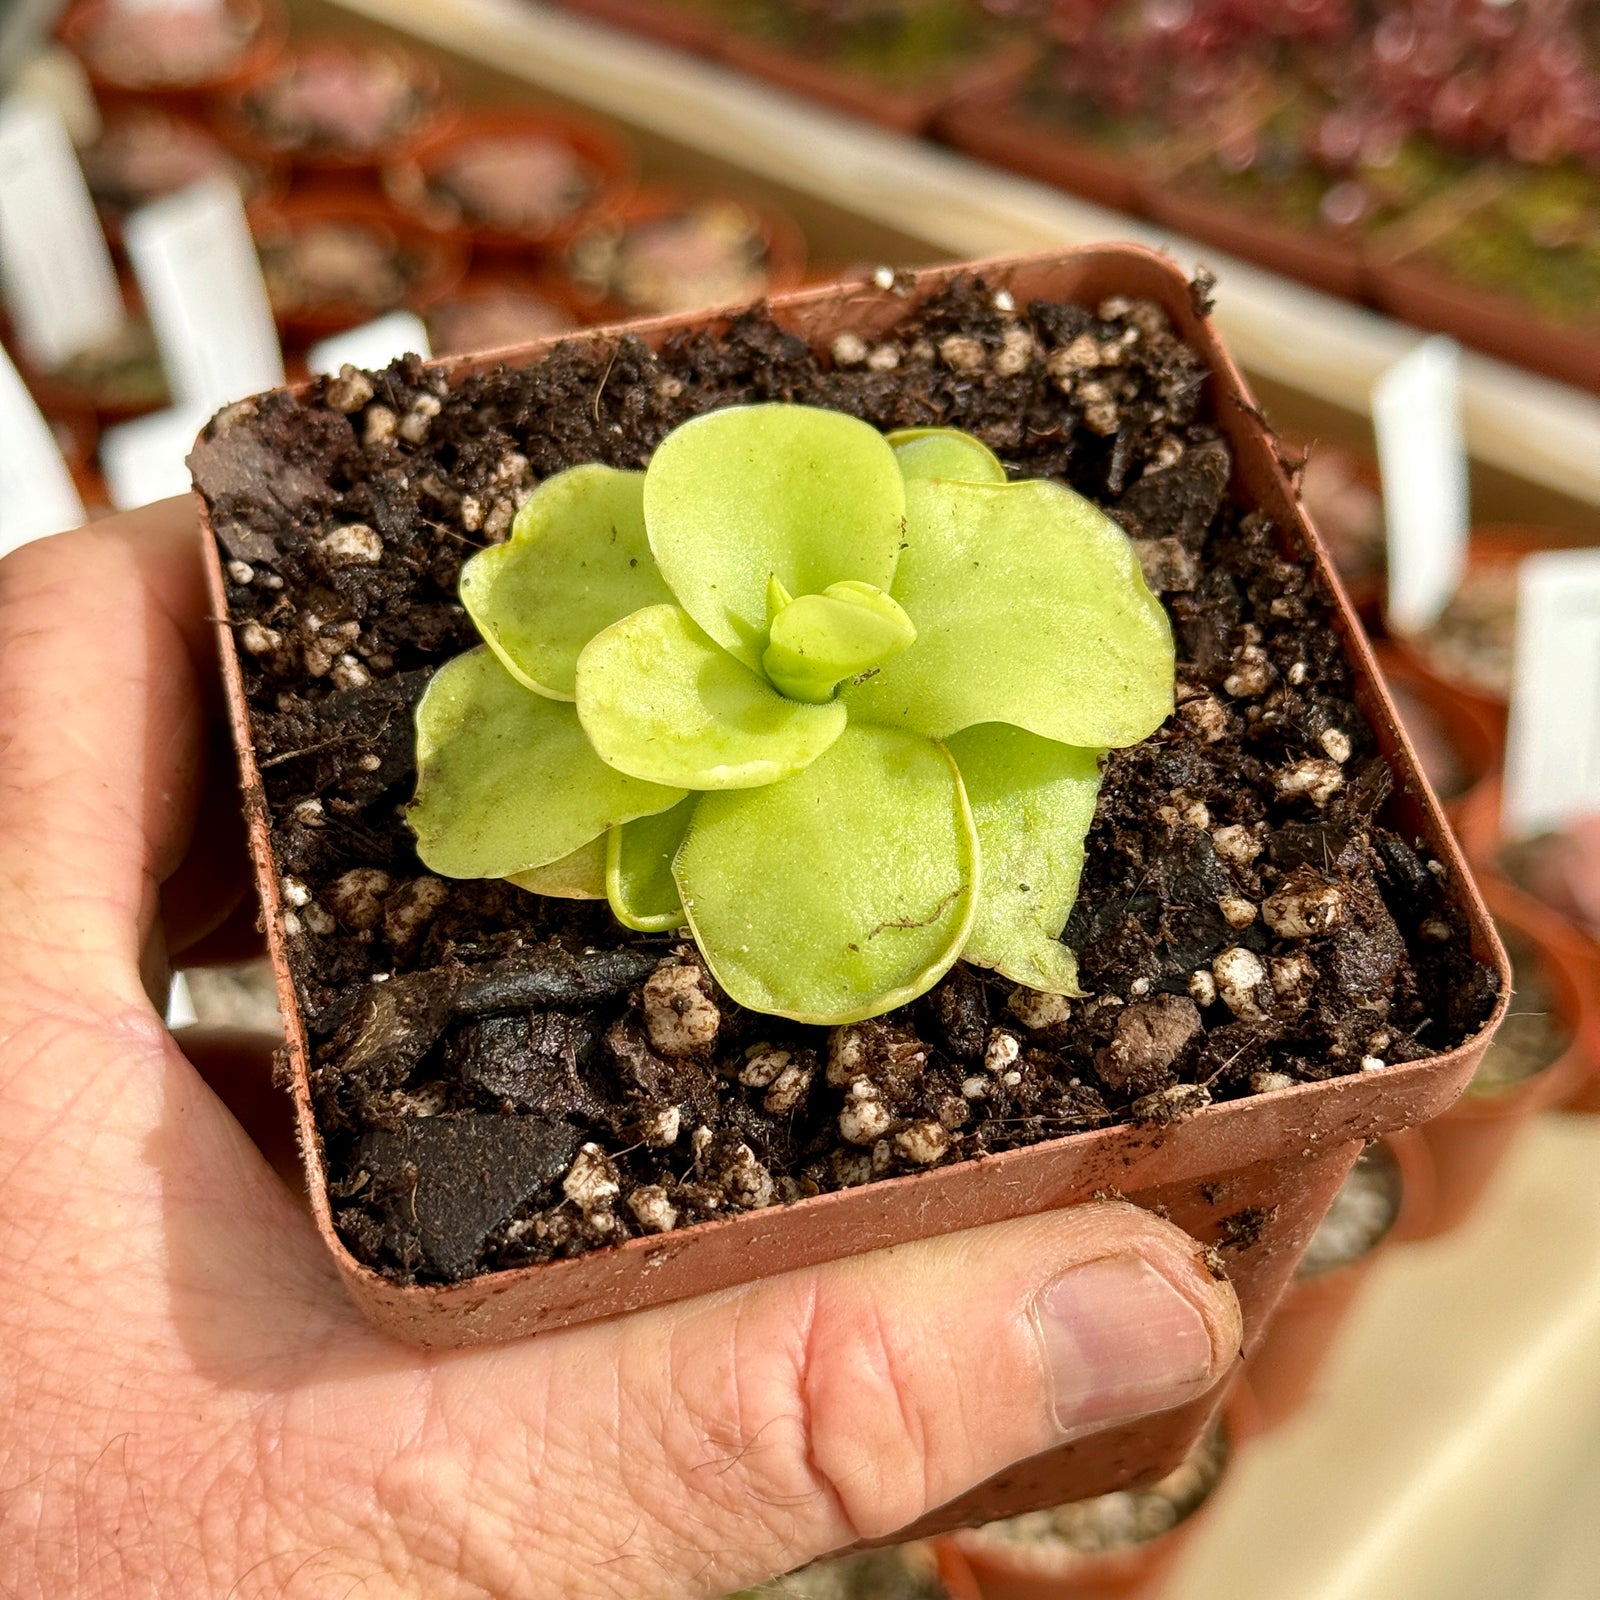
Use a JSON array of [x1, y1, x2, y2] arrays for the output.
[[0, 498, 213, 1012], [374, 1202, 1241, 1599]]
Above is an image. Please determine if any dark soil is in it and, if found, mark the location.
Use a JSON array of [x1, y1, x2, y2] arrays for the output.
[[192, 274, 1500, 1284]]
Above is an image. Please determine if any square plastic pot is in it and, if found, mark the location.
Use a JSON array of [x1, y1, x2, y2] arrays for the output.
[[199, 246, 1509, 1537]]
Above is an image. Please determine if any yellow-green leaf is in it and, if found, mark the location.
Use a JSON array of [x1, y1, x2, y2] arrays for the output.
[[607, 796, 698, 931], [507, 834, 608, 899]]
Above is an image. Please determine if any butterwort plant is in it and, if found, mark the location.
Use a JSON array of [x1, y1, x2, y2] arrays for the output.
[[410, 404, 1174, 1023]]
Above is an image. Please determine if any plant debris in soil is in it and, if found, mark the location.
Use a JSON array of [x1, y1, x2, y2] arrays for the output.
[[193, 274, 1501, 1284]]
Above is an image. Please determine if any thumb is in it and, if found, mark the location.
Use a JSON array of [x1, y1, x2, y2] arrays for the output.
[[398, 1201, 1241, 1599]]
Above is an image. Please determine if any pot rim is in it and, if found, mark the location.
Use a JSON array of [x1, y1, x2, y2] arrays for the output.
[[194, 244, 1510, 1343]]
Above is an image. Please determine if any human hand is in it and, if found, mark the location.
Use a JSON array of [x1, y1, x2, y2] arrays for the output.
[[0, 500, 1242, 1599]]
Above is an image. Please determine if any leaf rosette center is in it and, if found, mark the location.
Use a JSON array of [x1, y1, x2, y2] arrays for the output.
[[411, 402, 1174, 1023]]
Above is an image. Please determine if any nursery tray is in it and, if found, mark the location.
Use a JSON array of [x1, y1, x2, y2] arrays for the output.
[[196, 247, 1508, 1535]]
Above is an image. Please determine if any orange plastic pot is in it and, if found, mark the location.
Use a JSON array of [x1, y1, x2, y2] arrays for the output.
[[561, 186, 808, 322], [215, 38, 458, 177], [197, 246, 1509, 1539], [383, 109, 635, 257], [935, 70, 1154, 215], [248, 189, 468, 340], [716, 32, 1032, 137], [1370, 641, 1502, 822], [942, 1382, 1254, 1599], [1381, 524, 1594, 751], [1143, 165, 1368, 302], [1243, 1130, 1435, 1432], [1371, 251, 1600, 397], [1454, 778, 1600, 1114], [1411, 879, 1590, 1236], [59, 0, 286, 111], [549, 0, 728, 59]]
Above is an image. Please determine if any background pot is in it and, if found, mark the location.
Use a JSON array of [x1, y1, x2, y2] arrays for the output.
[[1412, 882, 1589, 1237], [1454, 778, 1600, 1114], [1143, 158, 1368, 302], [249, 189, 468, 340], [935, 69, 1154, 215], [384, 108, 635, 257], [216, 38, 458, 178], [424, 270, 587, 356], [199, 246, 1509, 1536], [562, 186, 808, 320], [943, 1382, 1253, 1599], [59, 0, 286, 111], [1243, 1131, 1434, 1433], [717, 31, 1032, 137]]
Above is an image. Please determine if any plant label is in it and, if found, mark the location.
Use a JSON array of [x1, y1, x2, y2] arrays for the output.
[[99, 403, 213, 512], [0, 344, 85, 557], [0, 93, 123, 370], [307, 311, 431, 378], [1373, 336, 1468, 636], [123, 176, 283, 412], [1503, 549, 1600, 840]]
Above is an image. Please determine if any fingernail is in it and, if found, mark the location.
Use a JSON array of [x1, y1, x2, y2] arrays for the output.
[[1032, 1255, 1219, 1435]]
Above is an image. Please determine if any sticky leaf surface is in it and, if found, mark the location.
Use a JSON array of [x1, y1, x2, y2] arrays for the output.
[[643, 404, 906, 670], [844, 477, 1174, 747], [607, 795, 698, 931], [507, 834, 608, 899], [889, 426, 1007, 484], [674, 725, 978, 1023], [576, 603, 847, 789], [412, 648, 685, 878], [460, 465, 671, 700], [946, 724, 1102, 994]]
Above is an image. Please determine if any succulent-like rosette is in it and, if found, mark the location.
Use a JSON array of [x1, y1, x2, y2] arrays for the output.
[[410, 404, 1173, 1022]]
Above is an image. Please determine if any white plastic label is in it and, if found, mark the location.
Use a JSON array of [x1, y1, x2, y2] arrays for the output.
[[123, 177, 282, 412], [0, 93, 123, 370], [307, 311, 431, 377], [99, 404, 213, 511], [1502, 549, 1600, 840], [1373, 336, 1469, 635], [0, 343, 85, 556]]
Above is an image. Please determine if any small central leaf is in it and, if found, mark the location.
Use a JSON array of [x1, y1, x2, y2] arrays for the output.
[[575, 603, 847, 789], [762, 580, 917, 703]]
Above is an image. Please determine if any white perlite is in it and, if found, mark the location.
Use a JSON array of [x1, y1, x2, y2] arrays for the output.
[[628, 1185, 677, 1233], [894, 1120, 950, 1166], [1008, 988, 1071, 1029], [318, 522, 383, 567], [1218, 896, 1258, 929], [1318, 726, 1353, 763], [1188, 969, 1218, 1007], [1211, 824, 1264, 868], [738, 1045, 791, 1088], [1273, 758, 1344, 806], [1263, 881, 1345, 938], [641, 1105, 681, 1148], [563, 1144, 619, 1212], [1213, 946, 1268, 1020], [839, 1081, 893, 1145], [642, 959, 719, 1057], [723, 1144, 775, 1209], [984, 1030, 1022, 1073], [763, 1059, 814, 1116]]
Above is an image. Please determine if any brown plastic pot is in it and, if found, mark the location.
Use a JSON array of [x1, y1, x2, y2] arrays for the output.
[[1370, 641, 1502, 820], [199, 246, 1509, 1539], [941, 1381, 1254, 1599], [383, 109, 635, 257], [1454, 777, 1600, 1114], [1411, 878, 1589, 1237], [561, 186, 808, 321], [248, 189, 468, 340], [549, 0, 728, 59], [1243, 1130, 1435, 1433], [1371, 250, 1600, 397], [423, 270, 587, 357], [717, 32, 1032, 137], [935, 70, 1153, 215], [1143, 165, 1367, 302], [1381, 523, 1592, 751], [215, 38, 458, 177], [59, 0, 286, 111]]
